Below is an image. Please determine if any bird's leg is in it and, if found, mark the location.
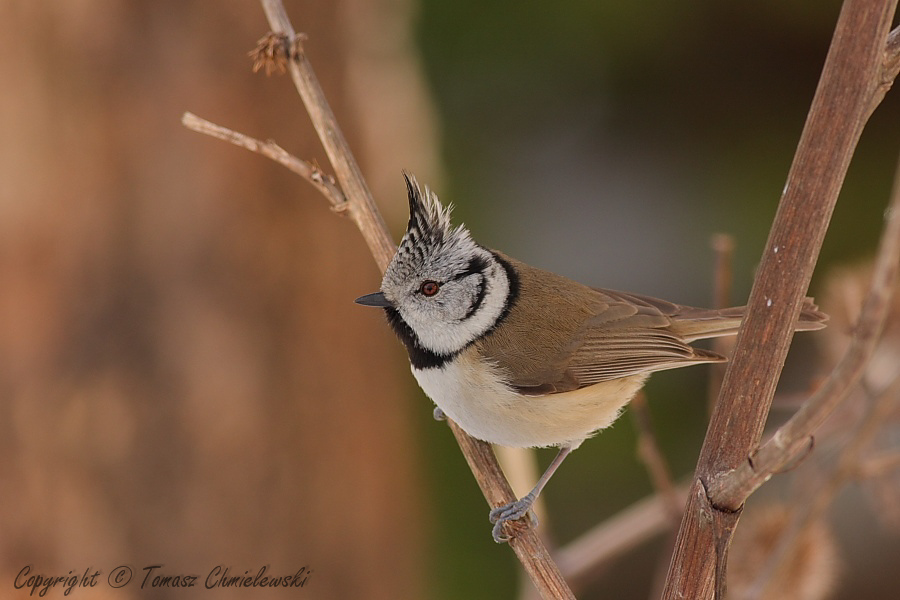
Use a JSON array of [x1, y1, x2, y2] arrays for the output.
[[489, 445, 573, 543], [433, 406, 446, 421]]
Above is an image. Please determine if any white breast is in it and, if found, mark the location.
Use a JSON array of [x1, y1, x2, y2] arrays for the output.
[[412, 349, 650, 448]]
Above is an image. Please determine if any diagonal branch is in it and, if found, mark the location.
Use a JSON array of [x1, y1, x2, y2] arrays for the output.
[[177, 2, 574, 599], [181, 112, 348, 211], [662, 1, 900, 598], [181, 111, 572, 599], [258, 0, 395, 270], [708, 148, 900, 508]]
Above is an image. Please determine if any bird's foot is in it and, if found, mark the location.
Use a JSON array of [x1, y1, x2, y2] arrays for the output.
[[489, 493, 538, 543], [433, 407, 446, 421]]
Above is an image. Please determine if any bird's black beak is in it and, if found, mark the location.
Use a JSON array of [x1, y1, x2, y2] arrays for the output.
[[354, 291, 393, 308]]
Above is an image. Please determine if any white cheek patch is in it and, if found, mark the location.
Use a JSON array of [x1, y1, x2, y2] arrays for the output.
[[407, 259, 510, 356]]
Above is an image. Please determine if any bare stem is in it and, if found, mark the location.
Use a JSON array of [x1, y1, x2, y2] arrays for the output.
[[258, 0, 395, 270], [707, 146, 900, 508], [745, 375, 900, 599], [181, 112, 347, 211], [663, 2, 900, 598]]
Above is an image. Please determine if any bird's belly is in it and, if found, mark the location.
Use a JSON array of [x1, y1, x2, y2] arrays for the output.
[[412, 352, 649, 448]]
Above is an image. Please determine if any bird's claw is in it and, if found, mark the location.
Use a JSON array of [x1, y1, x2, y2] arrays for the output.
[[489, 495, 538, 543]]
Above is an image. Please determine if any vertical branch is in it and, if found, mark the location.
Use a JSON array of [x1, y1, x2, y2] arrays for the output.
[[662, 2, 899, 598]]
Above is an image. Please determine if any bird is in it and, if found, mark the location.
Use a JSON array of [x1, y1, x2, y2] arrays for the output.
[[355, 173, 827, 543]]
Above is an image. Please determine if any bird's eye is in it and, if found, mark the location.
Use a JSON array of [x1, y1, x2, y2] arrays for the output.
[[420, 281, 440, 297]]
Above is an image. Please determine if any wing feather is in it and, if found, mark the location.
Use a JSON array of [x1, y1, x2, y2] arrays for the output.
[[475, 254, 727, 395]]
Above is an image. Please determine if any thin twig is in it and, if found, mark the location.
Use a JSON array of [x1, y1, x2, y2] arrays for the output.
[[181, 112, 348, 212], [631, 392, 681, 525], [709, 234, 736, 313], [745, 374, 900, 599], [556, 483, 690, 588], [258, 0, 395, 270], [885, 24, 900, 72], [707, 234, 735, 416], [707, 147, 900, 509], [873, 24, 900, 112], [629, 392, 682, 600]]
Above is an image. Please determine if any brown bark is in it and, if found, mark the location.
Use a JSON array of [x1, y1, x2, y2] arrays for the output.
[[662, 2, 899, 598]]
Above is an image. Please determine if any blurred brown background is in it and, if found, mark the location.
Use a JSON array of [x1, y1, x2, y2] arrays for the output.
[[0, 2, 432, 598], [2, 1, 900, 599]]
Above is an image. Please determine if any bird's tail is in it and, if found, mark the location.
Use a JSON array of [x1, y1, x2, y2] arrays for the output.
[[670, 297, 828, 342]]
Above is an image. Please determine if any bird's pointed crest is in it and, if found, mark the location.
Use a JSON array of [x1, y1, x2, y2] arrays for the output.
[[398, 172, 473, 262]]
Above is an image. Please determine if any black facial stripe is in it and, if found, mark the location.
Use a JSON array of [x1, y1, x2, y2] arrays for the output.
[[453, 255, 489, 281], [486, 251, 519, 332], [384, 307, 455, 369], [451, 255, 490, 322], [461, 275, 486, 321]]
